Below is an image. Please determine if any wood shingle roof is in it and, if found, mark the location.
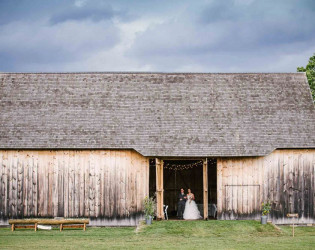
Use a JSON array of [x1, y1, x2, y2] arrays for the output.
[[0, 72, 314, 157]]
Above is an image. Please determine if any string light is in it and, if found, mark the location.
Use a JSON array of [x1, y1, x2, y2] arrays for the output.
[[149, 158, 217, 171], [164, 160, 203, 171]]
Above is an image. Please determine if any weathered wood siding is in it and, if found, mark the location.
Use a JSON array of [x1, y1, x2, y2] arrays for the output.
[[0, 150, 149, 226], [217, 149, 315, 224]]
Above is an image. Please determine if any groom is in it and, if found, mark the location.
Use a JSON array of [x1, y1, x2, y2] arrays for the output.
[[177, 188, 187, 219]]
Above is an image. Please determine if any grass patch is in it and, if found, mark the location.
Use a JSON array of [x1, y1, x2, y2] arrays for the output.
[[0, 220, 314, 249]]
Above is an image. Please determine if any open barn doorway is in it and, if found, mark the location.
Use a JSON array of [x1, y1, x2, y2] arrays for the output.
[[149, 159, 217, 220]]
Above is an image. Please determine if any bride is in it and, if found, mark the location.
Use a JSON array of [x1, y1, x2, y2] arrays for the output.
[[183, 189, 202, 220]]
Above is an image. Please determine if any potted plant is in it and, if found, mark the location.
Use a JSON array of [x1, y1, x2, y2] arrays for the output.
[[143, 196, 156, 225], [261, 201, 271, 224]]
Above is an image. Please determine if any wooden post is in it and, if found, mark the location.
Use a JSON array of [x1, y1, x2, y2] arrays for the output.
[[203, 158, 208, 220], [156, 158, 164, 220], [287, 213, 298, 237], [34, 223, 37, 232], [11, 224, 15, 232], [293, 222, 295, 237], [60, 224, 63, 232], [84, 223, 86, 231]]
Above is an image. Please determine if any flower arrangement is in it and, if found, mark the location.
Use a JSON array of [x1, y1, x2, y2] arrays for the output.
[[261, 201, 271, 216], [143, 196, 156, 219]]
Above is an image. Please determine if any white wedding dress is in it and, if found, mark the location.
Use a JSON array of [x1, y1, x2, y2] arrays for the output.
[[183, 194, 202, 220]]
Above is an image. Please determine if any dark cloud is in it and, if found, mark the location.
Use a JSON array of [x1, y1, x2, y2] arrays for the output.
[[0, 17, 121, 71], [0, 0, 67, 25], [127, 0, 315, 71], [49, 1, 136, 24], [50, 3, 114, 24], [200, 0, 243, 23], [0, 0, 314, 72]]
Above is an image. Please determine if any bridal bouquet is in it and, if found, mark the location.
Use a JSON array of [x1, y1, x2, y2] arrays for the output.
[[188, 196, 193, 204]]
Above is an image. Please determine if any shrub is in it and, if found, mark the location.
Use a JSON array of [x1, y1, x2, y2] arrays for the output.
[[261, 201, 271, 216], [143, 196, 156, 219]]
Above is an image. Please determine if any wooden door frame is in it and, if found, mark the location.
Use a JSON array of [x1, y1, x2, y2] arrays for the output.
[[155, 158, 208, 220], [203, 158, 208, 219], [156, 158, 164, 220]]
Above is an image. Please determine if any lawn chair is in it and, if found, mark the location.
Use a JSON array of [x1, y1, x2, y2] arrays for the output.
[[163, 205, 169, 220], [209, 203, 217, 218]]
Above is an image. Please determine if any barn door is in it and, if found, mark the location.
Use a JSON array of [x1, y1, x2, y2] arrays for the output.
[[156, 158, 164, 220], [203, 158, 208, 219]]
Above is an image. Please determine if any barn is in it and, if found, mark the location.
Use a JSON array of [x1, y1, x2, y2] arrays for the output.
[[0, 72, 315, 226]]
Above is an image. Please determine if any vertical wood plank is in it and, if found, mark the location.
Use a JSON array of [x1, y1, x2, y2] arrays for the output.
[[69, 151, 75, 218], [99, 151, 105, 218], [110, 150, 115, 217], [312, 152, 315, 219], [0, 151, 3, 218], [22, 152, 28, 217], [258, 156, 263, 213], [278, 151, 284, 223], [11, 151, 18, 218], [123, 151, 128, 217], [78, 151, 85, 217], [203, 158, 208, 219], [308, 151, 314, 220], [304, 151, 311, 219], [104, 150, 110, 218], [96, 150, 102, 218], [253, 157, 258, 217], [76, 150, 85, 217], [274, 152, 280, 220], [288, 152, 294, 214], [37, 151, 43, 217], [57, 151, 64, 217], [248, 158, 254, 217], [216, 158, 222, 218], [293, 152, 299, 215], [116, 151, 121, 218], [146, 158, 149, 198], [136, 152, 140, 216], [156, 158, 164, 219], [136, 152, 141, 216], [44, 152, 49, 217], [125, 150, 131, 217], [28, 152, 34, 217], [242, 159, 248, 217], [74, 151, 80, 218], [4, 151, 9, 217], [84, 151, 90, 217], [225, 159, 232, 218], [8, 151, 13, 218], [17, 153, 23, 218], [298, 152, 304, 220], [89, 151, 95, 218], [232, 159, 238, 218], [33, 151, 38, 217], [130, 151, 136, 215], [52, 151, 58, 217], [122, 150, 127, 217], [63, 151, 69, 218], [222, 159, 229, 218], [236, 158, 242, 216], [283, 151, 289, 218]]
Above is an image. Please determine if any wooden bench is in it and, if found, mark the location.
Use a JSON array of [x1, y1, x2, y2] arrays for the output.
[[9, 219, 89, 232]]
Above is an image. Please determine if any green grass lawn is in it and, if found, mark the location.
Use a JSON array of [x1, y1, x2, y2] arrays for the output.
[[0, 220, 314, 249]]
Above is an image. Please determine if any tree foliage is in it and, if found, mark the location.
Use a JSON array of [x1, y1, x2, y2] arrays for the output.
[[297, 53, 315, 103]]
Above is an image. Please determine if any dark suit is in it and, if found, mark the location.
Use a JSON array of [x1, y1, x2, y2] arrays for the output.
[[178, 193, 186, 219]]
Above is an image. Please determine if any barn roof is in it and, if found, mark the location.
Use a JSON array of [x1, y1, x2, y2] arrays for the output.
[[0, 72, 315, 157]]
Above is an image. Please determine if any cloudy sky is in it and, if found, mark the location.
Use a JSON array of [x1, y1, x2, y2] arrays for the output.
[[0, 0, 314, 72]]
